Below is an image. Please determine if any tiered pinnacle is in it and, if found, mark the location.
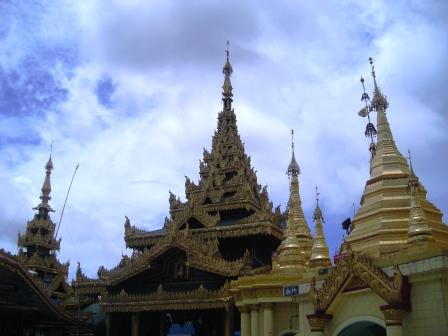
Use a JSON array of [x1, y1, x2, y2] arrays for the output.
[[407, 151, 432, 242], [17, 155, 70, 299], [168, 45, 275, 228], [310, 187, 330, 267], [368, 57, 409, 179], [34, 156, 55, 213], [222, 41, 233, 112], [274, 130, 312, 271], [347, 58, 447, 258]]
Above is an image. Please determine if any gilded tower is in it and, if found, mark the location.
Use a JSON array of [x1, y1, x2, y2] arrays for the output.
[[17, 155, 71, 300], [273, 130, 313, 271], [347, 58, 448, 260], [309, 187, 331, 267]]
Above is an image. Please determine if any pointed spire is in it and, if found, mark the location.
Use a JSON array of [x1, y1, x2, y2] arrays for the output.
[[273, 131, 312, 272], [33, 152, 55, 213], [310, 187, 331, 267], [286, 130, 310, 239], [407, 148, 415, 175], [407, 152, 432, 241], [366, 57, 409, 179], [287, 129, 300, 176], [222, 41, 233, 111]]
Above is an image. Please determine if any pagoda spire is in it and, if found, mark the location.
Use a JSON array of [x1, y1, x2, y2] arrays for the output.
[[310, 187, 331, 267], [367, 57, 409, 178], [33, 153, 55, 213], [274, 130, 312, 271], [273, 130, 309, 271], [407, 149, 432, 241], [287, 130, 311, 240], [222, 41, 233, 111]]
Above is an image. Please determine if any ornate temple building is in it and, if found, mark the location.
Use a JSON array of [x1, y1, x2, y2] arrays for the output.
[[0, 156, 91, 334], [3, 48, 447, 336], [75, 49, 284, 336], [73, 51, 448, 336]]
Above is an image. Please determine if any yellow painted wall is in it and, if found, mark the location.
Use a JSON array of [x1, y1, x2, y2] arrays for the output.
[[402, 270, 448, 335], [273, 302, 300, 336], [323, 289, 386, 336]]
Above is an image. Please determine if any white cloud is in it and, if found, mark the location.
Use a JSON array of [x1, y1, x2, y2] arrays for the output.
[[1, 0, 447, 278]]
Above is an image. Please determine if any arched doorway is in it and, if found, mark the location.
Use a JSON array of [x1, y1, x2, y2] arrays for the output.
[[337, 321, 386, 336]]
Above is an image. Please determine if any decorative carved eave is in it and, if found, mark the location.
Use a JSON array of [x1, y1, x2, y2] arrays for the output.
[[0, 249, 85, 327], [18, 232, 61, 250], [125, 221, 283, 248], [102, 284, 232, 312], [169, 199, 220, 229], [308, 249, 410, 315], [86, 232, 249, 287], [18, 251, 69, 276]]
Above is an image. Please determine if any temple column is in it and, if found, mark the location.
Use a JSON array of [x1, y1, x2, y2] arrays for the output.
[[250, 304, 259, 336], [239, 306, 251, 336], [224, 304, 234, 336], [381, 307, 404, 336], [261, 303, 273, 336], [306, 313, 331, 336], [105, 313, 111, 336], [131, 312, 140, 336]]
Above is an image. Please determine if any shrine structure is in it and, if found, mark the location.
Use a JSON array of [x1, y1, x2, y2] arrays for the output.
[[75, 48, 284, 336]]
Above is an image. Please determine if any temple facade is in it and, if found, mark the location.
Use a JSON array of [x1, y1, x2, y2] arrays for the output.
[[6, 49, 447, 336], [229, 59, 448, 336]]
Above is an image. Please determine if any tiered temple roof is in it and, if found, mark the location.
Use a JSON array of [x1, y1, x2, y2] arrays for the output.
[[76, 47, 283, 310], [17, 156, 71, 299]]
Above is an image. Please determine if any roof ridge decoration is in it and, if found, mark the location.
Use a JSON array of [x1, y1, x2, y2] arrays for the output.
[[80, 224, 250, 287], [101, 283, 232, 312], [309, 186, 331, 267], [308, 250, 410, 315]]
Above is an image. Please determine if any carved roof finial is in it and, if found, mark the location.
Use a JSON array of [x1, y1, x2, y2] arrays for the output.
[[287, 129, 300, 176], [33, 146, 55, 213], [407, 148, 414, 174], [369, 57, 389, 111], [222, 41, 233, 111]]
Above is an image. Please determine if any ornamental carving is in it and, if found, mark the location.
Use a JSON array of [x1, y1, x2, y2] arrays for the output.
[[309, 249, 410, 313], [102, 284, 232, 313], [381, 305, 404, 326]]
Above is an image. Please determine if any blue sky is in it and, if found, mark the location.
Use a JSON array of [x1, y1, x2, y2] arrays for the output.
[[1, 0, 447, 279]]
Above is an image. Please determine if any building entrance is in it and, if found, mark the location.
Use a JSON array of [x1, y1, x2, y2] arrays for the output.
[[337, 321, 386, 336]]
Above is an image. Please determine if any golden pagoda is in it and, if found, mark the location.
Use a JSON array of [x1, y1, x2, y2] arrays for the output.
[[346, 58, 448, 262], [273, 130, 313, 272], [231, 58, 448, 336], [17, 155, 72, 301], [309, 187, 331, 268]]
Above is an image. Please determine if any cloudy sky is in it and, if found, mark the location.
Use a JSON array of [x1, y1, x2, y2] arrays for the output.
[[1, 0, 447, 279]]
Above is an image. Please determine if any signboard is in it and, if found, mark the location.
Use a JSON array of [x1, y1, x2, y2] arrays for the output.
[[283, 285, 299, 297]]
